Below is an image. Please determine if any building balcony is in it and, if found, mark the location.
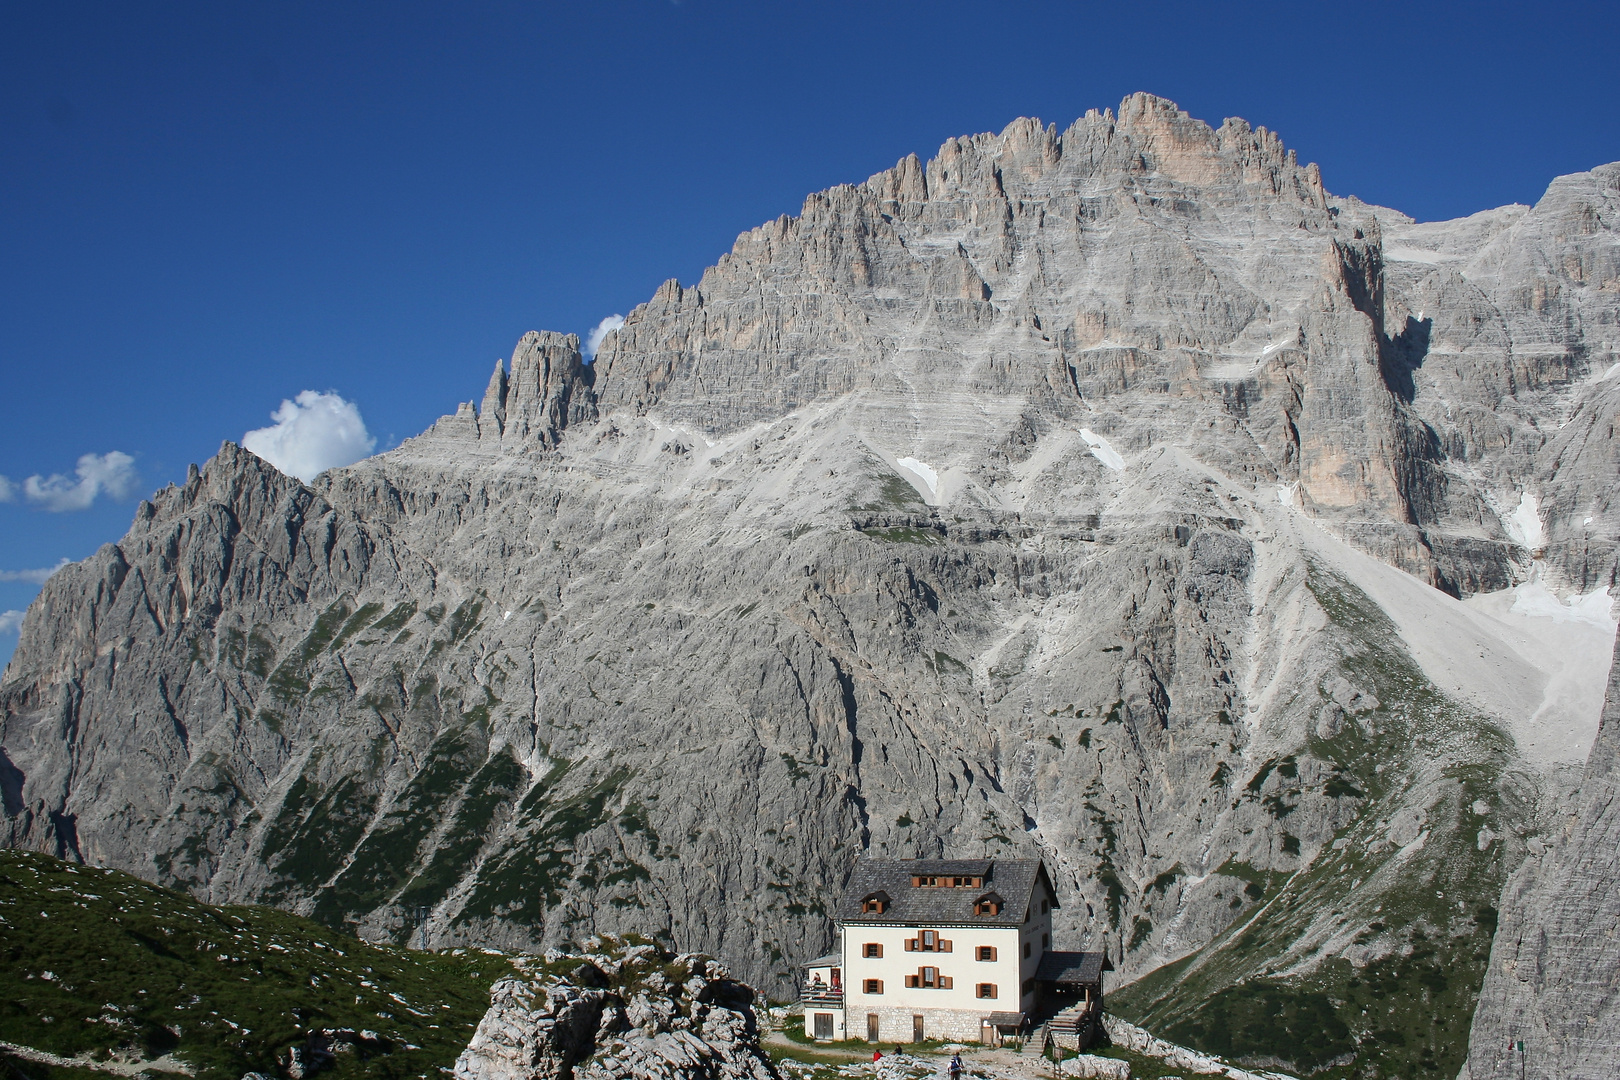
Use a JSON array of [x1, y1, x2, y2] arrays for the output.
[[800, 984, 844, 1009]]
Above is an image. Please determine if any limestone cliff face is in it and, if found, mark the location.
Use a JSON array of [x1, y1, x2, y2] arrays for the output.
[[2, 94, 1616, 1079], [1465, 635, 1620, 1080]]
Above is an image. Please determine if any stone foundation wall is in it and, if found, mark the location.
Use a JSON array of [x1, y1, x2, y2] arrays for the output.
[[853, 1007, 988, 1044]]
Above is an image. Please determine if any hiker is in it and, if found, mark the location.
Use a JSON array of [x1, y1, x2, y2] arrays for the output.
[[949, 1052, 963, 1080], [873, 1050, 882, 1062]]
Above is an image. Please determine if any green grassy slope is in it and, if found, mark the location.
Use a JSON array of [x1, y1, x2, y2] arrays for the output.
[[0, 850, 509, 1080]]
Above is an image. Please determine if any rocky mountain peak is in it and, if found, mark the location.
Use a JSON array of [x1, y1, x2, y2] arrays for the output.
[[3, 95, 1618, 1080]]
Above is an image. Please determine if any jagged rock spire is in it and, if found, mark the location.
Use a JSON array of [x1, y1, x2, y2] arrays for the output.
[[479, 358, 508, 440]]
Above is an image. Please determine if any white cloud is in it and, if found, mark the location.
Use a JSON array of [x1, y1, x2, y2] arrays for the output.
[[22, 452, 139, 512], [584, 314, 625, 360], [242, 390, 377, 483], [0, 475, 14, 502], [0, 559, 70, 585], [0, 610, 23, 635]]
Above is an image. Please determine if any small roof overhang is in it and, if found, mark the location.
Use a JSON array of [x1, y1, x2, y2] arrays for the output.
[[802, 953, 841, 968], [1034, 951, 1113, 985], [983, 1012, 1026, 1028]]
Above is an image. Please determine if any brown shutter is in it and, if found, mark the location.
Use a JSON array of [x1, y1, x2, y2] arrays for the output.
[[940, 939, 953, 952], [905, 975, 919, 988], [941, 976, 954, 989], [905, 938, 916, 951]]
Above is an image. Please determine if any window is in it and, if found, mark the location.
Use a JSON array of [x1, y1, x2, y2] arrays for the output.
[[973, 892, 1004, 916], [1023, 942, 1031, 958], [1042, 899, 1050, 913], [1021, 978, 1035, 995], [1042, 933, 1050, 949], [905, 932, 952, 952], [864, 979, 884, 995], [863, 943, 883, 958], [976, 946, 997, 962], [904, 967, 953, 989], [976, 983, 998, 999], [922, 930, 937, 950], [911, 875, 983, 888], [861, 892, 889, 914]]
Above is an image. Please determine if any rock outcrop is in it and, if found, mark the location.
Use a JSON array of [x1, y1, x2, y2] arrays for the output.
[[1464, 633, 1620, 1079], [2, 95, 1617, 1080], [454, 937, 775, 1080]]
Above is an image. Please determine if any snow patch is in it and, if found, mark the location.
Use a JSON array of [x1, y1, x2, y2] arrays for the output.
[[1600, 361, 1620, 382], [1078, 429, 1125, 471], [895, 457, 938, 498], [1502, 491, 1547, 551], [1509, 582, 1616, 630]]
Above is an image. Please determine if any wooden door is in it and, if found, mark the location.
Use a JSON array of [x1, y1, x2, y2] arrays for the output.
[[912, 1014, 925, 1042], [868, 1013, 880, 1042], [814, 1013, 833, 1040]]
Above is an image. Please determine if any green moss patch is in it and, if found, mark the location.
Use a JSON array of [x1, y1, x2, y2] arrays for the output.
[[457, 766, 633, 925]]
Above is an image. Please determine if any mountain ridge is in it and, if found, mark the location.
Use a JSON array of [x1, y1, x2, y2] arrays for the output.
[[4, 93, 1618, 1079]]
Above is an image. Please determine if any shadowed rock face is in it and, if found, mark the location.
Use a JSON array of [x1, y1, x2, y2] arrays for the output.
[[1466, 634, 1620, 1080], [2, 94, 1617, 1079]]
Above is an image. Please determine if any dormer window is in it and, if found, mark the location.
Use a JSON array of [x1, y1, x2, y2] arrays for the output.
[[974, 892, 1004, 916], [911, 874, 984, 888], [861, 891, 890, 914]]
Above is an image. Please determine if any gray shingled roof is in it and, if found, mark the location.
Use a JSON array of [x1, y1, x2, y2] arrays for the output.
[[1034, 951, 1111, 985], [835, 858, 1053, 926]]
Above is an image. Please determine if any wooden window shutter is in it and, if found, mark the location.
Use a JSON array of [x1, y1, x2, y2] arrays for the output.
[[905, 938, 916, 951], [940, 939, 953, 952], [977, 946, 997, 961], [941, 976, 954, 989], [905, 974, 919, 988]]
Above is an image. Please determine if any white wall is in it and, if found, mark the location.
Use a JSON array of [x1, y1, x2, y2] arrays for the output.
[[841, 907, 1051, 1026]]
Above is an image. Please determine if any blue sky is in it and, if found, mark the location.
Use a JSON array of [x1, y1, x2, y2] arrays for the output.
[[2, 0, 1617, 668]]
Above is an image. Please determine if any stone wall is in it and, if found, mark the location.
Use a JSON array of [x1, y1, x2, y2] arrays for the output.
[[855, 1007, 987, 1044]]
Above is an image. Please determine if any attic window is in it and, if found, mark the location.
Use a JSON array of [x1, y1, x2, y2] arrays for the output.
[[974, 892, 1004, 916], [861, 892, 890, 914], [911, 875, 984, 888]]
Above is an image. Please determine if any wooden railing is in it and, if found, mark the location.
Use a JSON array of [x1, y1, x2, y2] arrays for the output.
[[800, 985, 844, 1008]]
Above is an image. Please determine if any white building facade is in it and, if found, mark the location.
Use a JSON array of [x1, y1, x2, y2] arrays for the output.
[[803, 858, 1084, 1044]]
